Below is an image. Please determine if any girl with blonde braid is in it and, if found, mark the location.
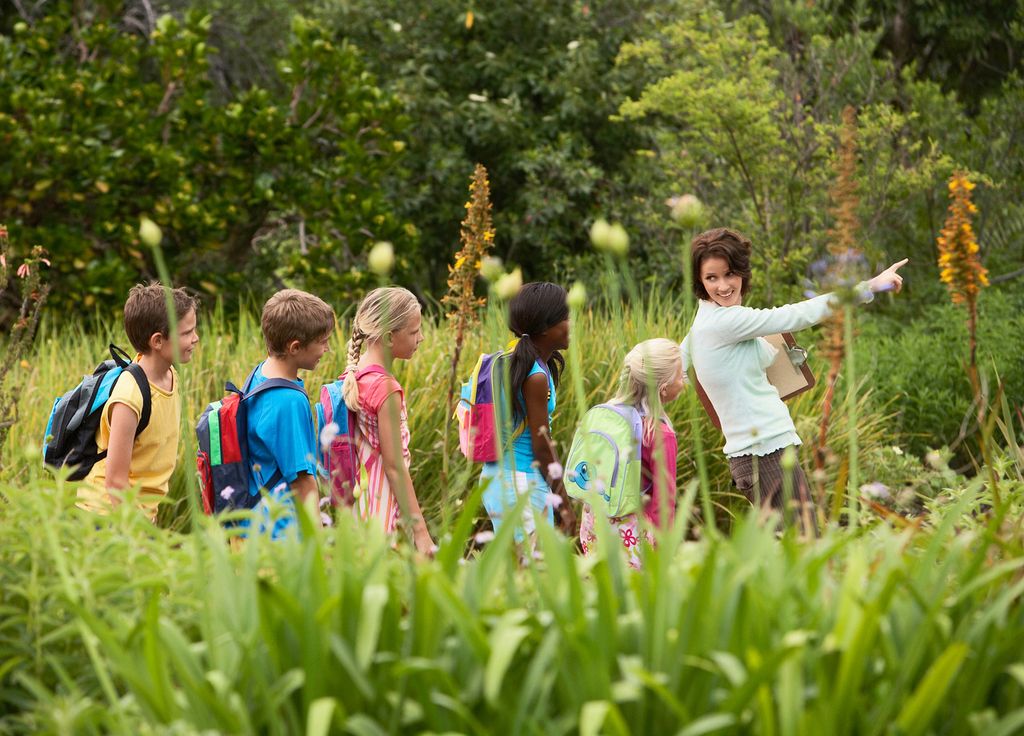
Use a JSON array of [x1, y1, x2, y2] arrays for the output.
[[342, 287, 434, 555]]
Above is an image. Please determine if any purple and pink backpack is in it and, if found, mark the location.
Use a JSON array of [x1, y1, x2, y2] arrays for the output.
[[315, 366, 386, 505], [455, 352, 525, 462]]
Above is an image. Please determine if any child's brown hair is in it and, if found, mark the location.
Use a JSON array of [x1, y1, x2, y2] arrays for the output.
[[260, 289, 336, 357], [124, 283, 199, 354]]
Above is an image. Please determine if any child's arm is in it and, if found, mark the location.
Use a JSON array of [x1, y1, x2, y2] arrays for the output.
[[523, 373, 577, 534], [377, 393, 435, 556], [291, 472, 320, 521], [645, 425, 678, 529], [104, 402, 139, 505]]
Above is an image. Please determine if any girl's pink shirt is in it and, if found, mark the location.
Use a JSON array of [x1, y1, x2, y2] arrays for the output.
[[641, 422, 678, 528]]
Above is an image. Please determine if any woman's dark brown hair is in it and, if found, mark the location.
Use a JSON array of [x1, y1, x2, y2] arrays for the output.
[[690, 227, 753, 300]]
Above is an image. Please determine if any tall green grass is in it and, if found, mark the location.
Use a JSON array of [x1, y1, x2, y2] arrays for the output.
[[2, 452, 1023, 734], [2, 296, 889, 531], [5, 291, 1022, 734]]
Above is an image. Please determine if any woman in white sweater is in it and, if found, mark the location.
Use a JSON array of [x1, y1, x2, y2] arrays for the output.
[[680, 227, 907, 530]]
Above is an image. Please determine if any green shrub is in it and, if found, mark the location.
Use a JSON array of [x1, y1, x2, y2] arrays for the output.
[[0, 3, 412, 314], [858, 286, 1024, 460]]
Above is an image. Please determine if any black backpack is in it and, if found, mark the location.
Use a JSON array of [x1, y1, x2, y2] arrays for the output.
[[43, 344, 152, 480]]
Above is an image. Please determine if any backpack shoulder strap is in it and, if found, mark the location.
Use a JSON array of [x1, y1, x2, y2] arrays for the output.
[[243, 377, 308, 400], [123, 363, 152, 437]]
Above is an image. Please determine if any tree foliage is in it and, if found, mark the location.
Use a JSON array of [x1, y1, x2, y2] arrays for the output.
[[0, 1, 412, 313]]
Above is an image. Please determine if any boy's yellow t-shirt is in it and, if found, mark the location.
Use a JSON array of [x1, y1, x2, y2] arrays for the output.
[[77, 366, 180, 520]]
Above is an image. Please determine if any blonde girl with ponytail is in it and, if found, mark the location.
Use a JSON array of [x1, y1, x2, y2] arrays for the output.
[[579, 338, 686, 568], [341, 286, 434, 555]]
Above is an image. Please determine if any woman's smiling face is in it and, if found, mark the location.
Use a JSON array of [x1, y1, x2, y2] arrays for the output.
[[699, 256, 744, 307]]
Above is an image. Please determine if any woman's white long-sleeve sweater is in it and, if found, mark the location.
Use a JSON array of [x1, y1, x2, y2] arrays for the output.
[[680, 292, 870, 458]]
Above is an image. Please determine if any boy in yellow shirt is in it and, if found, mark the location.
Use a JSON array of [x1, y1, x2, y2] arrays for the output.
[[77, 284, 200, 521]]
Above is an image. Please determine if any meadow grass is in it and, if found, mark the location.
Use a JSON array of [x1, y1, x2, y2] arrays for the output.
[[1, 296, 889, 532], [3, 291, 1023, 735], [1, 450, 1022, 734]]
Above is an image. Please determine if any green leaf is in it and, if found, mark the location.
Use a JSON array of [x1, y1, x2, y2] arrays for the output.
[[306, 697, 337, 736], [895, 642, 969, 736]]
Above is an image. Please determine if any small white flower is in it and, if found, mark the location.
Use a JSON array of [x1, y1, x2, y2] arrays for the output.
[[219, 485, 235, 500], [544, 492, 563, 509], [390, 21, 402, 32], [925, 450, 945, 470], [859, 481, 891, 501], [547, 462, 563, 480], [567, 40, 580, 51], [474, 530, 496, 544], [320, 512, 334, 527], [319, 421, 340, 450], [319, 496, 331, 508], [468, 93, 488, 103], [891, 446, 904, 456]]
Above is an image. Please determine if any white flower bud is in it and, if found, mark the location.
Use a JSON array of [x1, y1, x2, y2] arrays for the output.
[[139, 217, 163, 248], [494, 267, 523, 300], [368, 241, 395, 275]]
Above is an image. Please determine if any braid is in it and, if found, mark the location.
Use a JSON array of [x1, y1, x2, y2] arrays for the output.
[[342, 329, 366, 411]]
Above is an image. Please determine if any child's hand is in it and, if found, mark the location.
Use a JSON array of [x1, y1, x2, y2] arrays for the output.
[[557, 496, 577, 535], [414, 526, 436, 558]]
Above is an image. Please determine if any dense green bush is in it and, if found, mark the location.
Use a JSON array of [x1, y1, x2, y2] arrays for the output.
[[0, 2, 412, 313], [858, 285, 1024, 460]]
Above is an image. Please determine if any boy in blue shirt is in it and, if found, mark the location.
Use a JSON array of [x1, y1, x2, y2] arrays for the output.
[[246, 288, 335, 537]]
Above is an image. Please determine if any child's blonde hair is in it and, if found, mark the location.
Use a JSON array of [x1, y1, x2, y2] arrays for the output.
[[611, 338, 684, 439], [343, 286, 421, 411]]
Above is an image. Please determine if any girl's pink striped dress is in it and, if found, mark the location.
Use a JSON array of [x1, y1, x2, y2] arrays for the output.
[[349, 366, 410, 534]]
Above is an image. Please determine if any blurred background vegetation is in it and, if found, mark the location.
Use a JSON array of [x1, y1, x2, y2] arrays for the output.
[[2, 0, 1023, 467]]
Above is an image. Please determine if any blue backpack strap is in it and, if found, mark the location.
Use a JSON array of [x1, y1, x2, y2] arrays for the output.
[[243, 377, 308, 401]]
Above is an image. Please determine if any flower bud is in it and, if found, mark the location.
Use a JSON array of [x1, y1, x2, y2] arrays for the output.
[[589, 218, 611, 249], [667, 194, 706, 229], [567, 281, 587, 309], [591, 218, 629, 256], [494, 267, 522, 300], [368, 241, 395, 275], [479, 255, 504, 282], [139, 217, 162, 248], [605, 223, 629, 256]]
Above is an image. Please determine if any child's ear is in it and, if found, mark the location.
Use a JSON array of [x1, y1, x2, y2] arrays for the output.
[[383, 332, 394, 347], [148, 332, 164, 353], [287, 339, 302, 355]]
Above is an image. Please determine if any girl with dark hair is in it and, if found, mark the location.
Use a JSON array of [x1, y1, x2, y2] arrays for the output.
[[681, 227, 907, 531], [481, 282, 577, 540]]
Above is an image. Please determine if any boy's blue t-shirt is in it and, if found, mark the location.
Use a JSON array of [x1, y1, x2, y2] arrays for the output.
[[510, 360, 555, 470], [245, 361, 317, 500]]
